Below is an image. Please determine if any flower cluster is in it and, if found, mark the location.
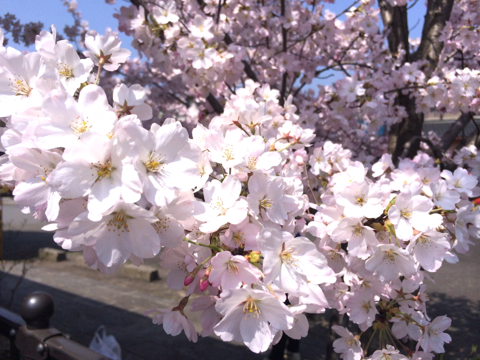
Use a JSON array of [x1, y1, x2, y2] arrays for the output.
[[1, 0, 480, 357], [106, 0, 480, 156]]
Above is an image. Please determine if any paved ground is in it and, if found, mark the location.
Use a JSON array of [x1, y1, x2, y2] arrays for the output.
[[0, 197, 479, 359]]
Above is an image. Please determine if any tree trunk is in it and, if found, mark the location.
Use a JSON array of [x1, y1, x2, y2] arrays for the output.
[[379, 0, 455, 162]]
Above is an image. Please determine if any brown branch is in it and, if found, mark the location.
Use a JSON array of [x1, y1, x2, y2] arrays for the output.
[[224, 34, 259, 83], [215, 0, 223, 25], [400, 136, 442, 160], [380, 0, 454, 162], [439, 112, 471, 151], [207, 93, 224, 114], [151, 83, 189, 107], [332, 0, 360, 21], [279, 0, 288, 106], [378, 0, 411, 62], [412, 0, 455, 78], [241, 60, 259, 82]]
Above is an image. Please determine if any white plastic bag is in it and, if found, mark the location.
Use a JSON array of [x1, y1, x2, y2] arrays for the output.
[[89, 325, 122, 360]]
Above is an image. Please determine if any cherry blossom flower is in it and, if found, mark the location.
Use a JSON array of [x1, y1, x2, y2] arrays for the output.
[[150, 191, 193, 248], [190, 295, 221, 337], [151, 2, 179, 25], [338, 76, 365, 102], [344, 290, 378, 327], [0, 48, 48, 116], [365, 244, 417, 282], [214, 287, 294, 353], [34, 85, 117, 149], [67, 201, 160, 268], [49, 131, 142, 216], [159, 245, 193, 290], [388, 190, 442, 241], [238, 136, 282, 173], [368, 345, 408, 360], [247, 172, 297, 225], [205, 128, 246, 169], [335, 181, 385, 219], [54, 40, 94, 95], [193, 175, 248, 233], [418, 316, 452, 353], [331, 217, 379, 259], [209, 251, 262, 290], [220, 218, 260, 250], [10, 147, 62, 221], [281, 305, 309, 340], [372, 153, 394, 177], [189, 15, 214, 40], [113, 84, 153, 120], [258, 228, 335, 295], [430, 180, 460, 210], [84, 30, 131, 71], [406, 230, 450, 272], [441, 168, 478, 197], [116, 119, 201, 206], [332, 325, 362, 360], [147, 307, 198, 343]]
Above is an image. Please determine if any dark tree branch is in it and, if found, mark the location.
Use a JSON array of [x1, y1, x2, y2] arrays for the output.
[[224, 34, 259, 83], [380, 0, 455, 163], [241, 60, 259, 82], [439, 112, 472, 151], [412, 0, 455, 78], [215, 0, 223, 25], [207, 93, 224, 114], [378, 0, 411, 62], [279, 0, 288, 106], [151, 83, 189, 107], [470, 116, 480, 145], [400, 136, 442, 161]]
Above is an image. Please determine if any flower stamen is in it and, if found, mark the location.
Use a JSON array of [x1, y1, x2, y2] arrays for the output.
[[243, 297, 261, 319]]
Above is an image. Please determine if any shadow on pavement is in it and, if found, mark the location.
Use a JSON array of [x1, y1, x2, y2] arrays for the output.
[[0, 272, 265, 360], [3, 231, 60, 260], [428, 292, 480, 359]]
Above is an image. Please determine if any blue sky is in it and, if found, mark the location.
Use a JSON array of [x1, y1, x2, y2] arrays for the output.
[[0, 0, 130, 50]]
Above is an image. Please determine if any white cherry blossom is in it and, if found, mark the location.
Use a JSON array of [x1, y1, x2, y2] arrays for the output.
[[332, 325, 362, 360], [84, 30, 131, 71], [193, 175, 248, 233], [67, 201, 160, 268], [54, 40, 94, 95], [418, 316, 452, 354], [209, 251, 262, 290], [258, 228, 335, 295], [214, 287, 294, 353], [365, 244, 417, 282], [388, 190, 442, 241]]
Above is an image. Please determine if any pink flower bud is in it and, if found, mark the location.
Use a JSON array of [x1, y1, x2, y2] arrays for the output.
[[184, 274, 194, 286], [199, 277, 209, 292], [205, 265, 212, 277]]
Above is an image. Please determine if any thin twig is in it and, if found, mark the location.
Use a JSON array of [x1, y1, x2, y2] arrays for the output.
[[207, 93, 224, 114], [304, 163, 319, 205], [470, 116, 480, 144], [279, 0, 288, 106], [215, 0, 223, 25], [333, 0, 360, 20]]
